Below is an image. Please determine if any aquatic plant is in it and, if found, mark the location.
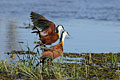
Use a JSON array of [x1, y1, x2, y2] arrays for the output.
[[0, 51, 120, 79]]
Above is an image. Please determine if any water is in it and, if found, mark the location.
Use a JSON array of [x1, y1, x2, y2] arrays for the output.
[[0, 0, 120, 59]]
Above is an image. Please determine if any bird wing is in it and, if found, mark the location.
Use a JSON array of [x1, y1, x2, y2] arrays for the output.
[[30, 12, 56, 33]]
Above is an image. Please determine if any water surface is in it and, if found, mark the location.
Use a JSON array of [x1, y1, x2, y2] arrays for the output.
[[0, 0, 120, 59]]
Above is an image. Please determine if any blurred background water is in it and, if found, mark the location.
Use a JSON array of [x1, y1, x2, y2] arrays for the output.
[[0, 0, 120, 59]]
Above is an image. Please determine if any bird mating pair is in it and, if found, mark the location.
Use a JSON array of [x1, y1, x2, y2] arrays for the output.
[[30, 12, 69, 63]]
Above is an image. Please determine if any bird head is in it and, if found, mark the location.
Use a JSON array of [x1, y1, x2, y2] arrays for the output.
[[57, 25, 64, 36], [60, 30, 70, 45], [57, 25, 64, 31]]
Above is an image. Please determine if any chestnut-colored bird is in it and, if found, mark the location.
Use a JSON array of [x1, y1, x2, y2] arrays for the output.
[[40, 30, 69, 64], [30, 12, 64, 45]]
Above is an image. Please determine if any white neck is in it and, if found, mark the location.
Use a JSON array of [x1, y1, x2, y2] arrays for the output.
[[58, 29, 61, 37], [61, 33, 67, 45]]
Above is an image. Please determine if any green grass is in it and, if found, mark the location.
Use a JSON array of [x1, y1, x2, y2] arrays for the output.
[[0, 50, 120, 79]]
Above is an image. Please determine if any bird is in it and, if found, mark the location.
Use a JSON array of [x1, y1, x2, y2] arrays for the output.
[[30, 12, 64, 45], [39, 30, 69, 64]]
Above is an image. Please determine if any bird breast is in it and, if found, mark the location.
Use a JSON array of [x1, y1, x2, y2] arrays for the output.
[[42, 44, 63, 59]]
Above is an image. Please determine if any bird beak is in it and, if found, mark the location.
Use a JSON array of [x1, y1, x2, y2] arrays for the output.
[[66, 33, 71, 39], [64, 30, 71, 39], [68, 32, 70, 37]]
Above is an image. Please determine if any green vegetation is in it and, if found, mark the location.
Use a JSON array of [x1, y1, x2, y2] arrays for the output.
[[0, 50, 120, 79]]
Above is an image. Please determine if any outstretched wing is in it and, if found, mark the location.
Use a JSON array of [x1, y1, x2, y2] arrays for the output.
[[30, 12, 55, 32]]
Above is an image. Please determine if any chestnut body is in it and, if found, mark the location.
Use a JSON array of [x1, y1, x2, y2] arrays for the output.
[[40, 31, 69, 64], [41, 42, 63, 59]]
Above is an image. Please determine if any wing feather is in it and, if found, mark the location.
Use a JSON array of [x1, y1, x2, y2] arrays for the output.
[[30, 12, 55, 33]]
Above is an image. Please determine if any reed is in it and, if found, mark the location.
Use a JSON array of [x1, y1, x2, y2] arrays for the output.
[[0, 50, 120, 79]]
